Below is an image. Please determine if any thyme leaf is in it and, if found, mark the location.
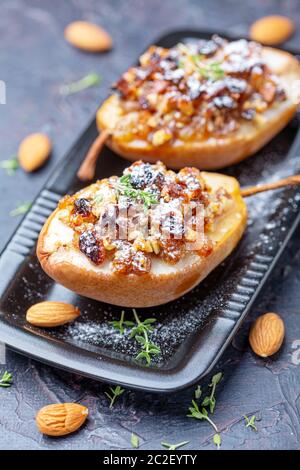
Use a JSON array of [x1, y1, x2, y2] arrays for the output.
[[161, 440, 189, 450], [0, 371, 13, 388], [109, 310, 134, 334], [187, 400, 218, 431], [109, 309, 160, 365], [177, 43, 224, 81], [188, 372, 223, 448], [194, 385, 202, 400], [104, 385, 125, 408], [93, 192, 103, 205], [201, 372, 222, 413], [244, 414, 258, 432], [9, 201, 32, 217], [116, 174, 158, 209], [131, 433, 139, 448], [60, 72, 102, 96], [0, 156, 19, 175], [191, 55, 224, 81], [213, 433, 221, 449], [131, 309, 160, 365]]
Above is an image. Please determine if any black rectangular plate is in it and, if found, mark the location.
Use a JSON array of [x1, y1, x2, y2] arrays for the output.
[[1, 29, 300, 392]]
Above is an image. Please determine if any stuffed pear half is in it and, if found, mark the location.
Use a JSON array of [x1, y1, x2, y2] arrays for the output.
[[37, 161, 247, 307], [90, 36, 300, 174]]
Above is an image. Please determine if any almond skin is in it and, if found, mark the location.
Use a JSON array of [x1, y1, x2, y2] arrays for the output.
[[26, 301, 80, 327], [64, 21, 112, 52], [36, 403, 88, 436], [250, 15, 294, 45], [249, 312, 285, 357], [18, 133, 51, 172]]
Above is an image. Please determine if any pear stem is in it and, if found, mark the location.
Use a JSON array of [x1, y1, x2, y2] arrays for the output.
[[241, 175, 300, 197], [77, 129, 111, 181]]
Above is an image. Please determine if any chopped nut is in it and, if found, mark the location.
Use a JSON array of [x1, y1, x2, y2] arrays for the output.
[[150, 239, 160, 254], [134, 236, 153, 253], [185, 228, 198, 242], [152, 129, 172, 146], [148, 115, 159, 128], [103, 237, 116, 251]]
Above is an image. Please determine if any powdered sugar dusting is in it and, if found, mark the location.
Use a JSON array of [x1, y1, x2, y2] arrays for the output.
[[1, 120, 300, 371]]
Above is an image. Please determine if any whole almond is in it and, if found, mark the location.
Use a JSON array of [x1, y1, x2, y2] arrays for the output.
[[249, 312, 285, 357], [250, 15, 294, 45], [64, 21, 112, 52], [36, 403, 88, 436], [18, 133, 51, 172], [26, 301, 80, 327]]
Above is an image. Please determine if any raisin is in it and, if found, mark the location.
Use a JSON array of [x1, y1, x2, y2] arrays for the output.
[[163, 182, 185, 200], [213, 95, 236, 110], [139, 96, 150, 109], [276, 88, 286, 102], [79, 230, 105, 265], [160, 238, 185, 264], [198, 39, 219, 57], [112, 244, 151, 275], [74, 198, 91, 217], [129, 163, 152, 189], [129, 162, 164, 191], [241, 109, 256, 120], [224, 77, 247, 94]]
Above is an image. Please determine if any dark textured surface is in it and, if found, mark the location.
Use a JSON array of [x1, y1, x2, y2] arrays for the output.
[[0, 0, 300, 450]]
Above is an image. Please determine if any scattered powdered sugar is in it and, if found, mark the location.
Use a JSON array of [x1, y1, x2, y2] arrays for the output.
[[1, 123, 300, 370]]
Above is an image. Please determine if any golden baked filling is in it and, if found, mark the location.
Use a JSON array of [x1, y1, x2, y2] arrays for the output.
[[112, 35, 286, 143], [58, 161, 233, 274]]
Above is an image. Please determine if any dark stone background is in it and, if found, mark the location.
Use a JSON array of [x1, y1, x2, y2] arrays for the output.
[[0, 0, 299, 450]]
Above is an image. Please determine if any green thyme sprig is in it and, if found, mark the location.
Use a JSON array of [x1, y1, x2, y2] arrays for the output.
[[109, 310, 134, 334], [194, 385, 202, 399], [191, 55, 224, 81], [109, 309, 160, 365], [60, 72, 101, 96], [213, 433, 222, 449], [9, 201, 32, 217], [0, 156, 19, 176], [93, 192, 103, 205], [116, 174, 158, 209], [161, 441, 189, 450], [131, 433, 139, 448], [201, 372, 222, 413], [188, 373, 223, 449], [104, 385, 125, 408], [131, 309, 161, 365], [187, 400, 221, 449], [0, 371, 13, 388], [244, 415, 258, 432], [177, 44, 224, 81]]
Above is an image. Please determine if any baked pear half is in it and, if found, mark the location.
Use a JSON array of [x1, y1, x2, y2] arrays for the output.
[[95, 36, 300, 170], [37, 161, 247, 307]]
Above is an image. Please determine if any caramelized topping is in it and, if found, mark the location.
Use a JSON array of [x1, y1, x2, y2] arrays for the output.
[[112, 242, 151, 275], [60, 161, 233, 275], [74, 198, 91, 216], [79, 230, 105, 265], [112, 36, 286, 143]]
